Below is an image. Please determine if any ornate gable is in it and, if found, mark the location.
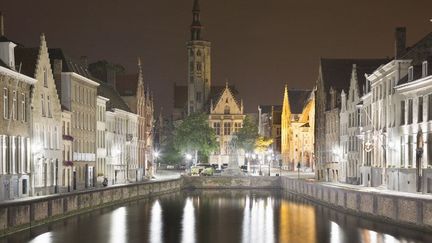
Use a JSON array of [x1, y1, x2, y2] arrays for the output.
[[210, 84, 242, 115]]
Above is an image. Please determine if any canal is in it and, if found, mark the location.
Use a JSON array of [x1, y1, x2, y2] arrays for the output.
[[1, 190, 431, 243]]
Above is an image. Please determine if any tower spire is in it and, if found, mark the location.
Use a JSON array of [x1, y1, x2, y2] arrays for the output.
[[191, 0, 203, 40]]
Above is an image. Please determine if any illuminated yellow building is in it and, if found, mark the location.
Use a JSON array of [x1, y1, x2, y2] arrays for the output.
[[281, 85, 315, 170]]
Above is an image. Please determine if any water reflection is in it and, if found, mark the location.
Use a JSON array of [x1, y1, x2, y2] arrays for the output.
[[29, 232, 53, 243], [278, 200, 316, 243], [241, 196, 275, 243], [2, 190, 432, 243], [330, 221, 343, 243], [149, 200, 163, 243], [181, 198, 196, 243], [109, 207, 127, 243]]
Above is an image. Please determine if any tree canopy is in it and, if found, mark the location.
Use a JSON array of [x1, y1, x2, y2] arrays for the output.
[[254, 136, 273, 153], [234, 116, 259, 152], [173, 113, 218, 162]]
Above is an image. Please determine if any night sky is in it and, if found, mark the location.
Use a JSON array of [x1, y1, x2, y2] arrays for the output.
[[3, 0, 432, 115]]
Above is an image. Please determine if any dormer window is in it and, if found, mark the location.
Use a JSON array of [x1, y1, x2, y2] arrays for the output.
[[422, 61, 428, 77], [408, 66, 414, 82]]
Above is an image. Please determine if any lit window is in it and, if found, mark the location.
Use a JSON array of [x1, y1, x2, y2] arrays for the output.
[[12, 91, 17, 120], [43, 68, 48, 87], [21, 93, 26, 122], [3, 88, 8, 119]]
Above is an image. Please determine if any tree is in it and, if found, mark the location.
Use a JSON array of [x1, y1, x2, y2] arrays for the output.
[[173, 113, 218, 164], [234, 116, 259, 153], [254, 136, 273, 153]]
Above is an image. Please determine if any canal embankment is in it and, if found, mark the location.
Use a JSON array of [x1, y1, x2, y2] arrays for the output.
[[0, 178, 182, 237], [280, 177, 432, 232], [2, 175, 432, 237]]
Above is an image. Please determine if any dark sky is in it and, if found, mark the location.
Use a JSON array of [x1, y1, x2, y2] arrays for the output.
[[3, 0, 432, 115]]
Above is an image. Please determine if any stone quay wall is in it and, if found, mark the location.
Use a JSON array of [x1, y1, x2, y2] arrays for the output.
[[281, 177, 432, 231], [0, 178, 182, 237], [183, 176, 281, 189]]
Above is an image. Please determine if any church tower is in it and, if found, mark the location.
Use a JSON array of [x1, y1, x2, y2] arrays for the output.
[[187, 0, 211, 115]]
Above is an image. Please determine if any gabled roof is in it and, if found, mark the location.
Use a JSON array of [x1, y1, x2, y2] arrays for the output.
[[116, 73, 138, 96], [321, 58, 388, 95], [97, 82, 131, 112], [209, 85, 239, 104], [48, 48, 92, 77], [401, 32, 432, 65], [288, 90, 312, 114], [173, 84, 240, 110], [48, 48, 131, 112], [15, 47, 39, 78]]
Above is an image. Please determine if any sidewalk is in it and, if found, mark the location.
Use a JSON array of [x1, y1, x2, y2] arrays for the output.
[[0, 171, 181, 206]]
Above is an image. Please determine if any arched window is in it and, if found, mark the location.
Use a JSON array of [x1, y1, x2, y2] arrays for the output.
[[224, 106, 230, 114]]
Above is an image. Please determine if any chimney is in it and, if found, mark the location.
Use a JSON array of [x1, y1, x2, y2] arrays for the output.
[[80, 56, 88, 68], [107, 69, 116, 87], [0, 12, 4, 36], [395, 27, 406, 59]]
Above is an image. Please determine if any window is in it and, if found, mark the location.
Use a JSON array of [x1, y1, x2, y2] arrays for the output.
[[224, 106, 230, 114], [408, 99, 413, 124], [43, 68, 48, 87], [429, 94, 432, 121], [47, 96, 51, 117], [418, 96, 423, 123], [423, 61, 428, 77], [197, 50, 201, 56], [224, 122, 231, 135], [3, 88, 8, 119], [214, 122, 221, 135], [12, 91, 17, 120], [41, 94, 45, 117], [428, 133, 432, 166], [408, 66, 414, 81], [21, 93, 26, 122], [197, 62, 202, 71], [234, 122, 242, 133], [400, 100, 406, 125]]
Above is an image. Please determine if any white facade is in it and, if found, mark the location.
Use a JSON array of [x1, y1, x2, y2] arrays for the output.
[[96, 96, 108, 183], [24, 35, 63, 196], [60, 72, 99, 189], [61, 110, 73, 191], [105, 109, 138, 185], [0, 47, 35, 201]]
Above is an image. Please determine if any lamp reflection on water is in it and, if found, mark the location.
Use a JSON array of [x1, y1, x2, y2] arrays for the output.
[[29, 232, 53, 243], [241, 196, 275, 243], [181, 198, 196, 243], [110, 207, 127, 243], [149, 200, 163, 243]]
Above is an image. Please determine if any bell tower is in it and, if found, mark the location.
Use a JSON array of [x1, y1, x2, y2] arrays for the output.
[[187, 0, 211, 115]]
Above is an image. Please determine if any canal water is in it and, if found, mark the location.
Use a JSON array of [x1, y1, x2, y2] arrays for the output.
[[1, 190, 431, 243]]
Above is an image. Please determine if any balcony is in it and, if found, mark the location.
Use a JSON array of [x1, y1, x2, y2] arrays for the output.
[[63, 160, 73, 166]]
